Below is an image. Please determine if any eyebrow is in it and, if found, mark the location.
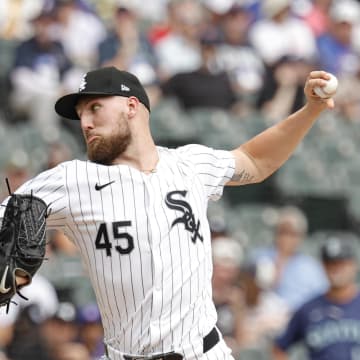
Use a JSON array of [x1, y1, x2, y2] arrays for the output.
[[76, 96, 101, 117]]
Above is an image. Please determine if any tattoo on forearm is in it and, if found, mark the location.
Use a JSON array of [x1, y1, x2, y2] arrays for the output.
[[231, 169, 255, 184]]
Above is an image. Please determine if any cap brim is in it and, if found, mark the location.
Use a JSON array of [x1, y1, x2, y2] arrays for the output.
[[55, 91, 113, 120], [322, 254, 354, 262]]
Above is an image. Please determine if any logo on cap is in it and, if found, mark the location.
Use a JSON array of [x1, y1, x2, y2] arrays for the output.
[[79, 74, 88, 92], [326, 240, 342, 257], [121, 84, 130, 92]]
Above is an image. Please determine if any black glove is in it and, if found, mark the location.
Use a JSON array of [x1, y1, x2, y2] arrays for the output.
[[0, 193, 48, 312]]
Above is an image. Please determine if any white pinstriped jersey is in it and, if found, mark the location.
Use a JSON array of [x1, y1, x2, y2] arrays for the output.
[[4, 144, 236, 360]]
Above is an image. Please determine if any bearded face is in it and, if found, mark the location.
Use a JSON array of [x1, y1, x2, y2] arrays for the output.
[[86, 113, 132, 165]]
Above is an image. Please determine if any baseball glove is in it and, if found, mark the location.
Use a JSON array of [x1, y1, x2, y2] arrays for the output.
[[0, 192, 48, 312]]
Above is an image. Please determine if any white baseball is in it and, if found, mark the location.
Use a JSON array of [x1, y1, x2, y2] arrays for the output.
[[314, 73, 338, 99]]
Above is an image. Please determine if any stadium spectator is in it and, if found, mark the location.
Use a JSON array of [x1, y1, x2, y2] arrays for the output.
[[0, 0, 45, 41], [0, 275, 59, 360], [161, 29, 238, 111], [0, 274, 59, 326], [50, 0, 106, 69], [249, 0, 317, 67], [215, 2, 265, 102], [0, 150, 32, 201], [8, 9, 75, 141], [211, 236, 244, 352], [256, 55, 315, 124], [273, 236, 360, 360], [251, 206, 329, 311], [97, 2, 161, 108], [302, 0, 332, 37], [236, 258, 289, 353], [40, 302, 90, 360], [76, 303, 105, 359], [5, 304, 53, 360], [97, 3, 156, 71], [200, 0, 236, 20], [316, 0, 360, 76], [147, 0, 178, 46], [153, 0, 205, 81]]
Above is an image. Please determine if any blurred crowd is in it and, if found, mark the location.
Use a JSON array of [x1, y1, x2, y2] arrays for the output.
[[1, 0, 360, 359], [1, 0, 360, 133]]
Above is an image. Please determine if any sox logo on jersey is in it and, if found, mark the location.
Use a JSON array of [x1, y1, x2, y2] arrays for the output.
[[165, 190, 203, 244]]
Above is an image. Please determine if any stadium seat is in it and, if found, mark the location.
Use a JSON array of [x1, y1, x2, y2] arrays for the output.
[[225, 203, 279, 249], [150, 99, 199, 147]]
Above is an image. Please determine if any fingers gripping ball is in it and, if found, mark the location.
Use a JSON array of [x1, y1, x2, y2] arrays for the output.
[[314, 73, 338, 99], [0, 193, 48, 312]]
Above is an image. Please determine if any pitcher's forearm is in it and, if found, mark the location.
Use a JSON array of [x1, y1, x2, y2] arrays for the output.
[[240, 103, 323, 178], [229, 71, 335, 185]]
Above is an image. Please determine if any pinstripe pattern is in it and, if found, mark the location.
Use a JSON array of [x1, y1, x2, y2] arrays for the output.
[[4, 144, 236, 360]]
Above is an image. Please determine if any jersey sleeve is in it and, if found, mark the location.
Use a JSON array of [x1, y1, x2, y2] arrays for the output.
[[0, 164, 69, 231], [177, 144, 235, 200], [274, 305, 306, 351]]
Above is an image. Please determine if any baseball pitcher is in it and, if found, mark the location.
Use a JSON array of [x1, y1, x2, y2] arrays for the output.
[[0, 67, 336, 360]]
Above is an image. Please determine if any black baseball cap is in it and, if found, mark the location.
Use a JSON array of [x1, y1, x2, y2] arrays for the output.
[[320, 237, 355, 262], [55, 66, 150, 120]]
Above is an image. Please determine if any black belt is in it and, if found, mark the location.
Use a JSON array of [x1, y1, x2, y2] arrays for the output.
[[106, 327, 219, 360], [123, 352, 182, 360]]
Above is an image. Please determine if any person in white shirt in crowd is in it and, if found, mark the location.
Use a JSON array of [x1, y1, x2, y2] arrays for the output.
[[50, 0, 106, 70], [249, 0, 317, 67], [153, 0, 205, 81]]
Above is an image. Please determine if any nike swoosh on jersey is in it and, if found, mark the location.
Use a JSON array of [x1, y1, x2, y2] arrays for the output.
[[0, 265, 11, 294], [95, 181, 115, 191]]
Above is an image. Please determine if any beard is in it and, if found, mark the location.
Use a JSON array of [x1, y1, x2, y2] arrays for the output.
[[86, 119, 132, 165]]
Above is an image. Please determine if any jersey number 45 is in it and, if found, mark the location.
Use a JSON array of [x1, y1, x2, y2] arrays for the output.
[[95, 221, 134, 256]]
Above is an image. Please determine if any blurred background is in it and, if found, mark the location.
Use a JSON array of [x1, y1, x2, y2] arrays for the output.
[[1, 0, 360, 359]]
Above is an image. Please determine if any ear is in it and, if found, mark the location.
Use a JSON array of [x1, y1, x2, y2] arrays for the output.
[[127, 96, 140, 118]]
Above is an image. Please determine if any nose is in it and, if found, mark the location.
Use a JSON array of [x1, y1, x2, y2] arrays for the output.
[[80, 113, 95, 131]]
